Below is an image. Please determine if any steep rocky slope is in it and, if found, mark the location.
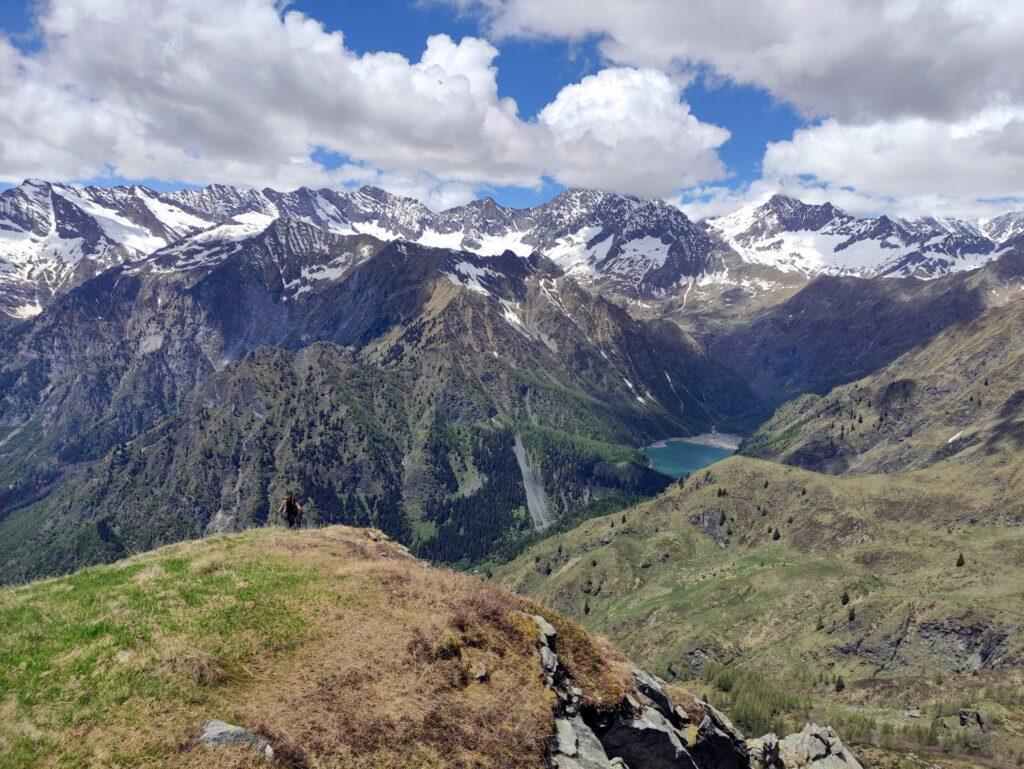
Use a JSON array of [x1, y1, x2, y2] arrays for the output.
[[704, 251, 1024, 406], [0, 226, 762, 582], [0, 525, 861, 769], [742, 287, 1024, 475]]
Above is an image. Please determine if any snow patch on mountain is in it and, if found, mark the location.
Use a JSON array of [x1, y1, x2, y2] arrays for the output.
[[445, 260, 496, 295]]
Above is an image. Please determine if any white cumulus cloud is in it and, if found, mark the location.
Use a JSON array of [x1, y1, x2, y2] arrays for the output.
[[454, 0, 1024, 211], [0, 0, 729, 202], [539, 68, 728, 197]]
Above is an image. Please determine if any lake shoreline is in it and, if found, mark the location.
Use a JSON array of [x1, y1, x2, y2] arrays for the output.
[[643, 429, 743, 452]]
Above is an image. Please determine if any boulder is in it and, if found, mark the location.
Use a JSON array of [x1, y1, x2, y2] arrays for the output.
[[471, 660, 489, 682], [533, 614, 558, 650], [690, 703, 750, 769], [198, 720, 275, 762], [553, 715, 615, 769], [958, 708, 984, 732], [600, 703, 699, 769]]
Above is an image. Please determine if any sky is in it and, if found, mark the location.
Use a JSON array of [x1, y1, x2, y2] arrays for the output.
[[1, 0, 1022, 219]]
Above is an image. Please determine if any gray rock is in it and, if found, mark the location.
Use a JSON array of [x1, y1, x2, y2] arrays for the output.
[[672, 706, 692, 727], [553, 716, 613, 769], [778, 724, 863, 769], [601, 704, 699, 769], [471, 660, 489, 682], [629, 664, 678, 723], [199, 720, 275, 762], [691, 702, 750, 769], [541, 645, 559, 674], [534, 614, 558, 649], [748, 733, 782, 769], [556, 717, 580, 756]]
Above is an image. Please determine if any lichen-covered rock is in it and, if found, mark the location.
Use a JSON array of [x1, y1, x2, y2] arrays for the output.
[[553, 716, 615, 769]]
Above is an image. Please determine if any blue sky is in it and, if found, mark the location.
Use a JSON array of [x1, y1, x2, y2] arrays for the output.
[[2, 1, 1021, 218]]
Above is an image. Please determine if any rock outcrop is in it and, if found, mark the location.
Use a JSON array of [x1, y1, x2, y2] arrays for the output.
[[533, 616, 861, 769], [749, 724, 863, 769]]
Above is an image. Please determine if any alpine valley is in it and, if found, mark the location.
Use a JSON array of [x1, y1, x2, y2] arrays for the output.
[[4, 179, 1024, 769]]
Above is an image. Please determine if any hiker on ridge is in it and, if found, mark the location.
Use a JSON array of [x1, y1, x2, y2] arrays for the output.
[[277, 494, 303, 529]]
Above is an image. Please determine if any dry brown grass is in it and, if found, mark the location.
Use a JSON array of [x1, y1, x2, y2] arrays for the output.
[[170, 529, 557, 767]]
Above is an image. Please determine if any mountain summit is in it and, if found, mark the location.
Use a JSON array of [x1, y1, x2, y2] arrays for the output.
[[705, 194, 1004, 279]]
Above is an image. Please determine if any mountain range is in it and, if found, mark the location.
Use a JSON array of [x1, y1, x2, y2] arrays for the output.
[[0, 210, 761, 582], [5, 180, 1024, 322], [705, 193, 1024, 280]]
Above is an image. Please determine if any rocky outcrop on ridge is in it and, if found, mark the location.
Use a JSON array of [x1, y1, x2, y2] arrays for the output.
[[532, 616, 862, 769]]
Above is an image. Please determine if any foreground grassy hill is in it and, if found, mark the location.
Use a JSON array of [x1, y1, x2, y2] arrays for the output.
[[498, 456, 1024, 768], [3, 524, 857, 769], [0, 526, 596, 768]]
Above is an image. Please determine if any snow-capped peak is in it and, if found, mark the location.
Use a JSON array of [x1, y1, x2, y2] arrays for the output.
[[705, 194, 1004, 279]]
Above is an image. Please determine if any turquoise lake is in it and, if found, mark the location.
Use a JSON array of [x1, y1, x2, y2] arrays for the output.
[[641, 437, 736, 477]]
